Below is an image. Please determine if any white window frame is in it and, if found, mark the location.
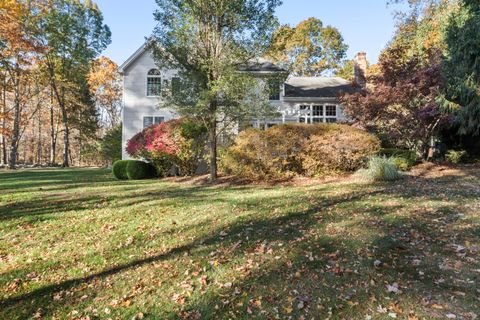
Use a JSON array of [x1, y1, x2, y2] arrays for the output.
[[146, 69, 162, 97], [297, 104, 338, 124], [143, 116, 165, 129]]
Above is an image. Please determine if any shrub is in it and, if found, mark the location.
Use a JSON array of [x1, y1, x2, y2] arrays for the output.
[[378, 148, 418, 170], [301, 126, 380, 177], [126, 160, 157, 180], [221, 125, 319, 179], [358, 156, 401, 181], [126, 119, 207, 177], [445, 150, 468, 164], [112, 160, 129, 180], [220, 123, 380, 180]]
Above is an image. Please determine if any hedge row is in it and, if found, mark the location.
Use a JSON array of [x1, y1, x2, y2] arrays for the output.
[[220, 123, 381, 180], [112, 160, 157, 180]]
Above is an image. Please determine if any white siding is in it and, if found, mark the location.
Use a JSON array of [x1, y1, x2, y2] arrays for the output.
[[121, 50, 179, 160], [121, 47, 350, 160]]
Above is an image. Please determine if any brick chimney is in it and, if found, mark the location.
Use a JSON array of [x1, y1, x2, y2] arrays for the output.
[[354, 52, 367, 88]]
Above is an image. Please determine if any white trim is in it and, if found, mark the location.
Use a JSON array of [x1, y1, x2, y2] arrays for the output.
[[296, 103, 339, 124], [119, 43, 148, 73], [146, 69, 162, 97], [143, 115, 165, 128], [284, 97, 339, 103]]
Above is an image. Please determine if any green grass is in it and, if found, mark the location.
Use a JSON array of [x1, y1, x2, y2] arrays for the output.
[[0, 166, 479, 319]]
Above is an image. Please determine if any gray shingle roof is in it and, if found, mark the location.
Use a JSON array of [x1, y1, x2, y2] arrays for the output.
[[284, 77, 356, 98], [238, 58, 288, 73]]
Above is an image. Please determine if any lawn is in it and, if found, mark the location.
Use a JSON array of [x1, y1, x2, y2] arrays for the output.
[[0, 165, 479, 320]]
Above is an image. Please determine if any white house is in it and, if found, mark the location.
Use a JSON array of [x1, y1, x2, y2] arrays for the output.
[[119, 43, 366, 160]]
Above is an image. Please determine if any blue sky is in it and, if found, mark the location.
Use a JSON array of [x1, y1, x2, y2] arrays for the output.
[[96, 0, 407, 66]]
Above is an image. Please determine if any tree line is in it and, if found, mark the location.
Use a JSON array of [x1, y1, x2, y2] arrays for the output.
[[0, 0, 121, 169]]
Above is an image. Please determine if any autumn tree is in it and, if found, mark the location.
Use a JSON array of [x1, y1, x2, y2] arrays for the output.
[[37, 0, 111, 167], [340, 36, 450, 156], [152, 0, 282, 180], [88, 56, 122, 128], [266, 17, 348, 76], [0, 0, 45, 169], [335, 59, 356, 81]]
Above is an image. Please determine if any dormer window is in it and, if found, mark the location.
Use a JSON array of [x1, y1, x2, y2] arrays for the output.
[[147, 69, 162, 97]]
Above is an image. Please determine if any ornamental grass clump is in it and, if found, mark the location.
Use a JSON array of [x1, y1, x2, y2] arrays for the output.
[[358, 156, 402, 182]]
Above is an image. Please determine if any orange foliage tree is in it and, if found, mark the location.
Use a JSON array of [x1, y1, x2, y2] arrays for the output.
[[87, 56, 122, 128]]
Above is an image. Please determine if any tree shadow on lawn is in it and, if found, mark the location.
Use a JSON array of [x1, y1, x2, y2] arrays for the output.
[[0, 181, 256, 224], [1, 167, 479, 319], [0, 169, 113, 192], [184, 200, 479, 319], [0, 187, 383, 317]]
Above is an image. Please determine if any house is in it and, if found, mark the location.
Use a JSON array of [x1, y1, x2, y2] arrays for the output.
[[119, 44, 367, 160]]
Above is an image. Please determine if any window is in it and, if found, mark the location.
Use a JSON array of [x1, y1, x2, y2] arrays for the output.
[[268, 78, 281, 101], [312, 105, 323, 117], [143, 116, 165, 128], [297, 104, 338, 124], [147, 69, 162, 96], [326, 105, 337, 117]]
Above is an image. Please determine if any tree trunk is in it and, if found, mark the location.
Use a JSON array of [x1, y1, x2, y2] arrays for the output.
[[208, 101, 218, 181], [50, 81, 70, 167], [1, 82, 6, 166], [36, 104, 42, 165], [49, 92, 57, 166], [9, 78, 21, 170], [61, 103, 70, 167]]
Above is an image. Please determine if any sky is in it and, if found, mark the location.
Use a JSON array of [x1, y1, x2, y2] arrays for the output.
[[96, 0, 408, 66]]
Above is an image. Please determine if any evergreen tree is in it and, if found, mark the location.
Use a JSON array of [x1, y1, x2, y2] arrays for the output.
[[444, 0, 480, 135]]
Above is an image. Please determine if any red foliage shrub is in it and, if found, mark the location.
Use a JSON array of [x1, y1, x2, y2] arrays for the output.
[[127, 119, 206, 176]]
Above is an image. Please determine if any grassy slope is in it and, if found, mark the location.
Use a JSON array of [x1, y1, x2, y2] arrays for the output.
[[0, 166, 479, 319]]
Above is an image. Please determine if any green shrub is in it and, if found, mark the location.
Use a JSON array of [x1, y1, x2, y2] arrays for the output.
[[126, 160, 157, 180], [378, 148, 417, 170], [445, 150, 468, 164], [358, 156, 401, 182], [112, 160, 129, 180], [220, 123, 380, 180]]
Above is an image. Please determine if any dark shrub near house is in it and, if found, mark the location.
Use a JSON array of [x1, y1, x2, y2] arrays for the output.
[[220, 123, 380, 180], [112, 160, 130, 180], [126, 160, 157, 180]]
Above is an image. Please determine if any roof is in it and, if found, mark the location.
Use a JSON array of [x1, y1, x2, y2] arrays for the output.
[[120, 43, 287, 74], [119, 43, 148, 73], [238, 58, 287, 73], [284, 77, 356, 98]]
